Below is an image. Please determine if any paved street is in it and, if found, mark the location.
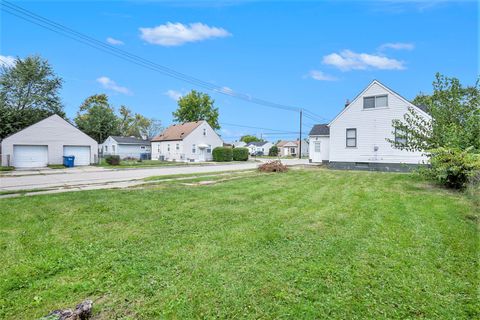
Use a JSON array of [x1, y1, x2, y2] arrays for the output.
[[0, 159, 310, 192]]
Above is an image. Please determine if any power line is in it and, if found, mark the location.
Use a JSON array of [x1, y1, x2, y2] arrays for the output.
[[1, 0, 312, 114], [220, 122, 297, 134]]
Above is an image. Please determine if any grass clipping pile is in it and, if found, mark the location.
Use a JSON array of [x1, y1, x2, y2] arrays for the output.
[[258, 160, 288, 173]]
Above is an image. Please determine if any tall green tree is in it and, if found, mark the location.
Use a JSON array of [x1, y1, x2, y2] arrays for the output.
[[172, 90, 220, 130], [0, 55, 65, 139], [117, 105, 160, 138], [240, 135, 262, 143], [389, 73, 480, 152], [74, 94, 120, 143]]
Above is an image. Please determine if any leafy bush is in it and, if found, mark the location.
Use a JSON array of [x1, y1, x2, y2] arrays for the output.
[[268, 145, 279, 156], [232, 147, 249, 161], [105, 155, 121, 165], [423, 148, 480, 189], [258, 160, 288, 173], [212, 147, 233, 162]]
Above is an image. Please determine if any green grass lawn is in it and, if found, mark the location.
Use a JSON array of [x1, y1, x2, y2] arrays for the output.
[[98, 159, 198, 168], [0, 169, 478, 319]]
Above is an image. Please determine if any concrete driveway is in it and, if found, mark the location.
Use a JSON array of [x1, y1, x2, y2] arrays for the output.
[[0, 159, 310, 192]]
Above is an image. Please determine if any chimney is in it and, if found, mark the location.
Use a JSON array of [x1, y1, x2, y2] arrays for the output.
[[345, 99, 350, 108]]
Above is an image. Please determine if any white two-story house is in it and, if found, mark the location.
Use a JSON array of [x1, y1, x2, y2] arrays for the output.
[[309, 80, 431, 171], [151, 121, 223, 162]]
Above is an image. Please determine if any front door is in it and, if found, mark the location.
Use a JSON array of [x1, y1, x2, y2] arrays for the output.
[[199, 149, 206, 162], [312, 141, 322, 163]]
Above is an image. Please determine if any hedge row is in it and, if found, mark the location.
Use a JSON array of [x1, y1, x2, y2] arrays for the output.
[[233, 147, 249, 161], [212, 147, 249, 162], [212, 147, 233, 162]]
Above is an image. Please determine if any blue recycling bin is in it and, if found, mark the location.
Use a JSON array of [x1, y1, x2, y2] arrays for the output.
[[63, 155, 75, 168]]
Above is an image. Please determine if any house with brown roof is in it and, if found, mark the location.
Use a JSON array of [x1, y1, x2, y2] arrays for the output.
[[150, 120, 223, 162], [276, 140, 309, 157]]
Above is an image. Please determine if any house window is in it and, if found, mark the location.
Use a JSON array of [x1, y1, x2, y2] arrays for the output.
[[157, 145, 160, 152], [112, 145, 116, 153], [314, 142, 321, 152], [207, 145, 212, 153], [176, 144, 179, 150], [346, 128, 357, 147], [395, 128, 407, 146], [105, 146, 108, 152], [203, 128, 206, 136], [141, 146, 145, 149], [290, 147, 296, 154], [192, 144, 196, 153], [363, 95, 388, 109], [167, 144, 170, 152]]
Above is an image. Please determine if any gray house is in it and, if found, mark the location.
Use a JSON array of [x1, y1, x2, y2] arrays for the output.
[[101, 136, 151, 159], [1, 114, 98, 168]]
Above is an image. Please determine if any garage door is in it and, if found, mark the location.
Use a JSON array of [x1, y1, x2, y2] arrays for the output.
[[13, 145, 48, 168], [63, 146, 91, 166]]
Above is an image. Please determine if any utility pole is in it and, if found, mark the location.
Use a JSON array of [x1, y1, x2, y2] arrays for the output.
[[299, 108, 302, 159]]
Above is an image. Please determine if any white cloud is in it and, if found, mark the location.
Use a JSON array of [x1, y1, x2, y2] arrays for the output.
[[214, 86, 234, 94], [96, 76, 132, 95], [307, 70, 337, 81], [106, 37, 124, 45], [379, 42, 414, 50], [139, 22, 231, 46], [165, 89, 183, 101], [322, 50, 405, 71], [0, 55, 16, 67]]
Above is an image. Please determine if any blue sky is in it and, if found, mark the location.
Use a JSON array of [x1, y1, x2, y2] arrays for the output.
[[1, 0, 478, 141]]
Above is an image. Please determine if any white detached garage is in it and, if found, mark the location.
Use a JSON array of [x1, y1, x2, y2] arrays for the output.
[[1, 114, 98, 168]]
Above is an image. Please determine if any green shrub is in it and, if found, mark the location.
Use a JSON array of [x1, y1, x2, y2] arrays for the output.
[[212, 147, 233, 162], [232, 147, 249, 161], [105, 155, 121, 165], [268, 145, 279, 156], [424, 148, 480, 189]]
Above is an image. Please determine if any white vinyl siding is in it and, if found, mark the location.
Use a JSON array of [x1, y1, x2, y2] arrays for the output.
[[328, 81, 429, 164], [1, 115, 98, 167], [151, 122, 223, 162]]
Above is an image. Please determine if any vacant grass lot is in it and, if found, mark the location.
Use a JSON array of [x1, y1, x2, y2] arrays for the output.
[[98, 159, 220, 168], [0, 169, 478, 319]]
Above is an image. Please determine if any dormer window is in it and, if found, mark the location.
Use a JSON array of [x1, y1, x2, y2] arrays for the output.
[[363, 95, 388, 109]]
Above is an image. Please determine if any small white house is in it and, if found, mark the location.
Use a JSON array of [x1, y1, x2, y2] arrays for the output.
[[1, 114, 98, 168], [246, 141, 274, 156], [276, 140, 309, 157], [101, 136, 151, 159], [309, 80, 431, 171], [151, 121, 223, 162], [225, 140, 247, 148]]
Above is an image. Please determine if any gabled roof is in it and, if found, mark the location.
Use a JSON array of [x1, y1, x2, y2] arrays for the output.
[[151, 121, 204, 142], [110, 136, 150, 145], [247, 141, 270, 147], [277, 140, 299, 147], [329, 80, 431, 126], [1, 114, 96, 143], [309, 124, 330, 136]]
